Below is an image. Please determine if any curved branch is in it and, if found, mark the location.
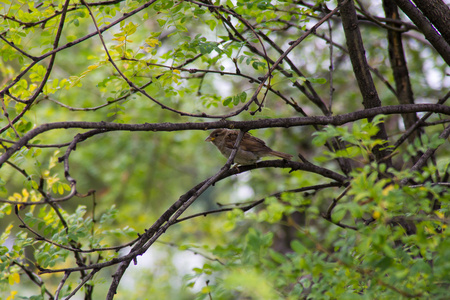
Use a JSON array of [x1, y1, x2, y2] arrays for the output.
[[0, 0, 159, 99], [15, 205, 136, 253], [184, 0, 347, 118], [0, 0, 71, 134], [105, 131, 246, 299], [35, 160, 343, 277]]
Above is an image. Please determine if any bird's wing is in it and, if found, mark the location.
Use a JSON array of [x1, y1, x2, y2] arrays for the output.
[[242, 133, 269, 152], [224, 131, 270, 152]]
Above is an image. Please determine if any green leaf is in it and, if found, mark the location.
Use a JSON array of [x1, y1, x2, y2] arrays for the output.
[[331, 206, 346, 222], [239, 91, 247, 102], [205, 19, 217, 31], [233, 95, 240, 106], [291, 240, 309, 254], [223, 97, 232, 106], [306, 77, 327, 84], [268, 249, 286, 263], [157, 19, 167, 27]]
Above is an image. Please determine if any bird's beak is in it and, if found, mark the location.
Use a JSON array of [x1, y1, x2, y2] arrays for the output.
[[205, 136, 213, 142]]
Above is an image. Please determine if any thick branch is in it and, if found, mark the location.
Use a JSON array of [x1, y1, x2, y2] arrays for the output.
[[382, 0, 419, 142], [0, 104, 448, 167], [36, 159, 345, 278], [338, 0, 391, 165], [411, 0, 450, 45], [394, 0, 450, 65], [106, 131, 246, 299]]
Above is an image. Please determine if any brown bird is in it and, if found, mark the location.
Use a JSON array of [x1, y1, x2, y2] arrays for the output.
[[205, 129, 293, 165]]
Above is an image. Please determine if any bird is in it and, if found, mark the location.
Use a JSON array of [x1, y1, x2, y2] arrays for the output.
[[205, 129, 293, 165]]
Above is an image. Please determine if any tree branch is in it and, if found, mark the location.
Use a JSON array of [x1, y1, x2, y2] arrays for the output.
[[394, 0, 450, 65], [338, 0, 391, 165], [1, 104, 448, 167], [400, 124, 450, 185], [383, 0, 419, 143], [411, 0, 450, 45], [105, 131, 246, 299]]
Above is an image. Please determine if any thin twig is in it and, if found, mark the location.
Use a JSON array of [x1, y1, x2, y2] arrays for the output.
[[12, 261, 54, 299], [15, 205, 137, 253], [0, 93, 20, 137], [54, 271, 71, 300], [175, 182, 342, 224], [62, 269, 99, 300]]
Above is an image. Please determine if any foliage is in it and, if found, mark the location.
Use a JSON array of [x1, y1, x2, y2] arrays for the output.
[[0, 0, 449, 299]]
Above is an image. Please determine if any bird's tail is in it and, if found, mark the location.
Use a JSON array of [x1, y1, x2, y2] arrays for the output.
[[269, 151, 293, 160]]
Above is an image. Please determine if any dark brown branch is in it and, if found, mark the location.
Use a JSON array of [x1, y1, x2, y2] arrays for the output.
[[0, 89, 20, 136], [422, 119, 450, 127], [132, 61, 307, 115], [356, 0, 408, 32], [34, 160, 342, 277], [338, 0, 391, 166], [157, 241, 225, 265], [254, 28, 329, 115], [63, 269, 99, 300], [411, 0, 450, 45], [325, 219, 358, 231], [105, 131, 246, 299], [1, 104, 447, 168], [383, 0, 419, 143], [274, 19, 397, 96], [3, 91, 28, 104], [217, 6, 273, 114], [0, 189, 95, 205], [394, 0, 450, 65], [5, 161, 29, 179], [321, 185, 357, 230], [0, 34, 39, 61], [323, 185, 352, 219]]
